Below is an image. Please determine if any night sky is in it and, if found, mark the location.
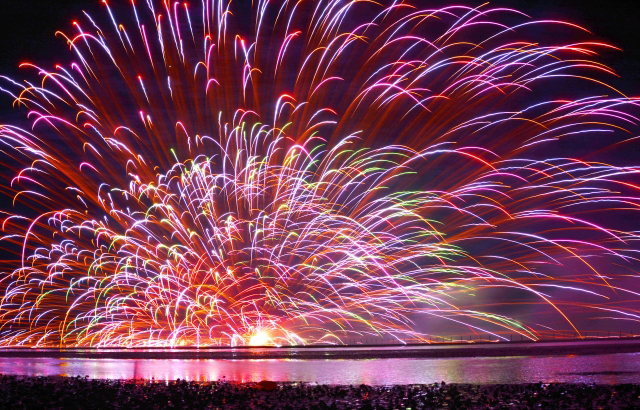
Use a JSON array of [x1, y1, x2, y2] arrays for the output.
[[1, 0, 640, 99], [0, 0, 639, 341]]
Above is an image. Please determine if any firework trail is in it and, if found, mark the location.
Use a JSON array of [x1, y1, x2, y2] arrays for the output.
[[0, 0, 639, 347]]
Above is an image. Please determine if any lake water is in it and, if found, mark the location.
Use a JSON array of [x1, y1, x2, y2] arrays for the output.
[[1, 351, 639, 385]]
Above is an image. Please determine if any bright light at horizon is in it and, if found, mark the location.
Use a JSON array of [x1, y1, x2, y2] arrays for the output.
[[249, 331, 270, 346]]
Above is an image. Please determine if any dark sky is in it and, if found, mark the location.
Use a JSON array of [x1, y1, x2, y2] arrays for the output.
[[1, 0, 640, 92], [1, 0, 638, 162]]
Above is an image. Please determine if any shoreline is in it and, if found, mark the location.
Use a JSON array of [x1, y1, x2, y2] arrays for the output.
[[1, 375, 639, 409]]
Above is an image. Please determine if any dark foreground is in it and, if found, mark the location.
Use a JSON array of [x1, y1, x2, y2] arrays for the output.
[[1, 375, 640, 409]]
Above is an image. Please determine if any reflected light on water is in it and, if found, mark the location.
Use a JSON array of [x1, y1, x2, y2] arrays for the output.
[[2, 353, 640, 385]]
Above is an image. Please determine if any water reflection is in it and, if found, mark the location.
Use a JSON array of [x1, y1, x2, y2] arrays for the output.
[[1, 353, 640, 385]]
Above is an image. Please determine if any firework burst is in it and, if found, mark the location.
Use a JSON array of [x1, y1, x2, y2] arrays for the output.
[[1, 0, 639, 347]]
